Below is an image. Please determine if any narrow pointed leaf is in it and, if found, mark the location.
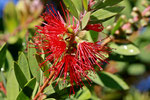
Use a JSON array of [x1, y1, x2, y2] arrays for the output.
[[18, 52, 31, 80], [100, 71, 129, 90], [111, 17, 124, 35], [63, 0, 79, 19], [14, 62, 28, 88], [72, 0, 82, 13], [3, 50, 13, 71], [75, 87, 91, 100], [35, 54, 50, 78], [28, 42, 40, 82], [46, 85, 80, 99], [88, 72, 104, 87], [84, 30, 99, 42], [109, 43, 140, 56], [92, 0, 123, 9], [6, 68, 19, 100], [82, 0, 88, 11], [0, 43, 7, 68], [81, 12, 91, 29], [17, 78, 36, 100], [91, 6, 124, 21], [3, 2, 18, 33]]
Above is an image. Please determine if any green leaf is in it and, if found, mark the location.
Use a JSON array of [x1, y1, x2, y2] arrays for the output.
[[109, 43, 140, 56], [118, 0, 132, 18], [109, 52, 138, 62], [75, 87, 91, 100], [91, 6, 124, 21], [16, 78, 36, 100], [44, 98, 56, 100], [18, 52, 31, 80], [127, 64, 146, 76], [72, 0, 82, 13], [28, 42, 40, 82], [46, 85, 80, 99], [111, 17, 125, 35], [84, 30, 99, 42], [7, 36, 19, 44], [139, 47, 150, 63], [100, 71, 129, 90], [35, 54, 50, 78], [3, 50, 14, 71], [136, 0, 145, 12], [0, 43, 7, 68], [18, 28, 27, 39], [28, 18, 43, 29], [3, 2, 18, 33], [31, 82, 39, 98], [81, 12, 91, 29], [6, 68, 19, 100], [14, 62, 28, 89], [82, 0, 88, 11], [87, 72, 104, 87], [63, 0, 79, 19], [92, 0, 123, 9], [139, 26, 150, 40]]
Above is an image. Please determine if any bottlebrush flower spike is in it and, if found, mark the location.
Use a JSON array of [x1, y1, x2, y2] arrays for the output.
[[31, 4, 90, 94], [31, 3, 111, 95], [51, 54, 91, 94], [85, 24, 104, 32], [76, 41, 111, 71]]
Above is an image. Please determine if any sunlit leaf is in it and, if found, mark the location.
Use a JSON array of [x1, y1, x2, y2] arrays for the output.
[[63, 0, 79, 19], [111, 17, 125, 35], [81, 12, 91, 29], [6, 68, 19, 100], [3, 50, 14, 71], [92, 0, 123, 9], [118, 0, 132, 18], [28, 42, 40, 82], [18, 52, 31, 80], [138, 47, 150, 63], [35, 54, 50, 78], [14, 62, 28, 88], [83, 0, 88, 11], [99, 71, 129, 90], [127, 64, 146, 76], [7, 36, 19, 44], [72, 0, 82, 14], [88, 71, 104, 87], [3, 2, 18, 33], [16, 78, 36, 100], [84, 30, 99, 42], [75, 87, 91, 100], [91, 6, 124, 21], [109, 43, 140, 56], [0, 43, 7, 68]]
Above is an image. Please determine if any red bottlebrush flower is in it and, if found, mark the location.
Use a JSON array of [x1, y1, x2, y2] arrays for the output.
[[85, 24, 104, 32], [51, 54, 90, 94], [31, 3, 110, 95], [76, 41, 110, 71], [31, 4, 89, 94], [32, 4, 79, 65]]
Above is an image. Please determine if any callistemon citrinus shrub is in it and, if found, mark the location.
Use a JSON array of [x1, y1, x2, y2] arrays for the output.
[[31, 3, 111, 94]]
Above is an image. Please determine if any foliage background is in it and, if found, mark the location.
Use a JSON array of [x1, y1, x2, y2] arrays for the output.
[[0, 0, 150, 100]]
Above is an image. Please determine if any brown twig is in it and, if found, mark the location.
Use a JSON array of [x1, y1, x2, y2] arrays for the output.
[[33, 71, 55, 100], [101, 36, 114, 47]]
